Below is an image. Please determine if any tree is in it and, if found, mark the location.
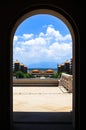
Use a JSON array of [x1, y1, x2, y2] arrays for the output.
[[15, 71, 24, 78]]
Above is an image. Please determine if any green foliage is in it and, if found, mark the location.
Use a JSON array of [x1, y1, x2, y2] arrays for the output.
[[14, 71, 66, 79], [51, 72, 58, 78], [57, 72, 62, 78], [24, 73, 29, 78], [57, 72, 67, 78], [15, 71, 24, 78], [24, 73, 33, 78], [14, 71, 33, 78], [51, 72, 66, 79], [28, 73, 33, 78]]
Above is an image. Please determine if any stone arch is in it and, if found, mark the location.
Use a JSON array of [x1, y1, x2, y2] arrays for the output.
[[0, 1, 80, 130], [11, 6, 79, 125]]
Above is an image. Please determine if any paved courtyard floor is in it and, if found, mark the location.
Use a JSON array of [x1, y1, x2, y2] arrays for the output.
[[13, 86, 72, 112]]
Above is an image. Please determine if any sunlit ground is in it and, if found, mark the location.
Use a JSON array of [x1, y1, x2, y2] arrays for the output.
[[13, 87, 72, 112]]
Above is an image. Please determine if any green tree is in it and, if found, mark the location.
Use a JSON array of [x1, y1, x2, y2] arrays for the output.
[[51, 72, 58, 78], [15, 71, 24, 78], [24, 73, 33, 78]]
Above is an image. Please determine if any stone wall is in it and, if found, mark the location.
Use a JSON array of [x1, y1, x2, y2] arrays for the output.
[[13, 78, 59, 86], [59, 73, 72, 92]]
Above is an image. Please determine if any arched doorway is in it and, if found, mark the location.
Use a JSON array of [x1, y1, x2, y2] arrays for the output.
[[13, 13, 73, 112], [10, 5, 80, 130]]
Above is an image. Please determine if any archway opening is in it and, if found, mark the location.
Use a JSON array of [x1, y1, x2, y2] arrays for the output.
[[11, 9, 75, 126], [13, 14, 73, 113]]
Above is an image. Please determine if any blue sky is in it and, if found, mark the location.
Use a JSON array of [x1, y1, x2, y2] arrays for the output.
[[13, 14, 72, 68]]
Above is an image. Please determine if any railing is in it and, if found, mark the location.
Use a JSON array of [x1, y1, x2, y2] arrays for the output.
[[58, 73, 72, 92], [13, 78, 59, 86]]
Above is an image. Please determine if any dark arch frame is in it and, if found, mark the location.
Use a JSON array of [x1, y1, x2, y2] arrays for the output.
[[0, 1, 80, 130]]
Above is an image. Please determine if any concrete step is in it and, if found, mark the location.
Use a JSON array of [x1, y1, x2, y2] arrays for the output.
[[13, 112, 72, 123]]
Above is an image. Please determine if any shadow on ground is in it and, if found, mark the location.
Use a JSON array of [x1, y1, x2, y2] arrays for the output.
[[13, 111, 74, 130]]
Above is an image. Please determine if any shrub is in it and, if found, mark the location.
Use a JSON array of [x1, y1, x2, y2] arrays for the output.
[[51, 72, 58, 78], [15, 71, 24, 78]]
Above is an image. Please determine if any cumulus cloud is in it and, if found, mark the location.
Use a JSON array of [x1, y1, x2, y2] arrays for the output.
[[13, 25, 72, 67], [22, 34, 34, 39], [14, 36, 18, 41]]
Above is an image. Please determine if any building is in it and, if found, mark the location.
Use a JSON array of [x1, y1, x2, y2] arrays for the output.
[[31, 69, 54, 77], [31, 69, 40, 77], [14, 60, 20, 72], [13, 60, 28, 73], [57, 59, 73, 74], [20, 63, 24, 72], [64, 60, 70, 74], [24, 66, 28, 73], [60, 64, 65, 72]]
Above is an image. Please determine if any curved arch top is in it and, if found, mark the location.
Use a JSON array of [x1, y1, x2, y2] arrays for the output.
[[12, 8, 77, 43], [11, 4, 80, 129], [0, 1, 80, 130]]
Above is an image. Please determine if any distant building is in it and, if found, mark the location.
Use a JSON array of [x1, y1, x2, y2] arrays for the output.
[[13, 60, 27, 73], [45, 69, 54, 77], [20, 63, 24, 72], [31, 69, 40, 77], [24, 66, 27, 73], [14, 60, 20, 72], [58, 65, 61, 73], [31, 69, 54, 77], [64, 60, 70, 74], [60, 64, 65, 72], [57, 58, 73, 75]]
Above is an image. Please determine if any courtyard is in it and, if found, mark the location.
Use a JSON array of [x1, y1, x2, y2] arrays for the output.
[[13, 86, 72, 112]]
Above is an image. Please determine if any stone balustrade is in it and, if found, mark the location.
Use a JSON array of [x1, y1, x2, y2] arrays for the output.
[[59, 73, 72, 92], [13, 78, 59, 86]]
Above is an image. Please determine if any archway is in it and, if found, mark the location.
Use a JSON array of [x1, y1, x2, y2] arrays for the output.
[[13, 13, 73, 113], [10, 7, 79, 130]]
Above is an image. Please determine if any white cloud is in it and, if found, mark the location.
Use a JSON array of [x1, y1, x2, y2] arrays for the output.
[[39, 32, 45, 37], [63, 34, 72, 41], [13, 36, 18, 41], [22, 34, 34, 39], [13, 25, 72, 66], [45, 26, 72, 42]]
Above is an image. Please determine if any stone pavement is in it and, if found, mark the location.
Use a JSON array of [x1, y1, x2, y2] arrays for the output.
[[13, 86, 72, 112]]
